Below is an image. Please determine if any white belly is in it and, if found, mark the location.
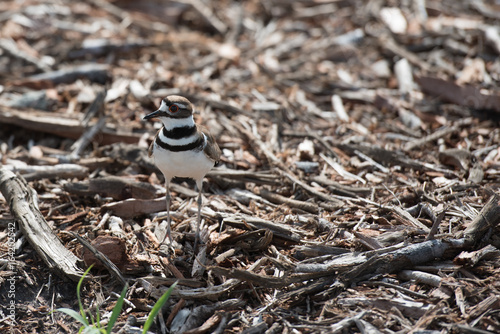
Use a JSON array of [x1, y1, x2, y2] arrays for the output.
[[153, 145, 215, 183]]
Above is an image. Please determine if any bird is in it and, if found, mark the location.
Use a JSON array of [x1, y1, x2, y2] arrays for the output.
[[143, 95, 221, 251]]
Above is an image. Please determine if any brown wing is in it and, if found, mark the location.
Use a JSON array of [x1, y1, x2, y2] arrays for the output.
[[148, 129, 160, 157], [200, 126, 221, 163]]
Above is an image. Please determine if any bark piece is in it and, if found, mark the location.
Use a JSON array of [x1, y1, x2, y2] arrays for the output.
[[454, 245, 500, 267], [81, 235, 128, 270], [101, 197, 167, 218], [71, 232, 126, 285], [416, 76, 500, 112], [64, 175, 158, 200], [438, 149, 472, 170]]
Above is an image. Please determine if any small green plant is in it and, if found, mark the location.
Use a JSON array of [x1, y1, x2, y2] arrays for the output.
[[53, 265, 178, 334]]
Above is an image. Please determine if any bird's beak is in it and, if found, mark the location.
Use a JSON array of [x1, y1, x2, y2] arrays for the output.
[[143, 109, 161, 120]]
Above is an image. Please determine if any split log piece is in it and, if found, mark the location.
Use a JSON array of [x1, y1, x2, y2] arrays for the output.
[[404, 125, 459, 152], [339, 239, 465, 286], [454, 244, 500, 267], [209, 266, 323, 289], [463, 193, 500, 247], [330, 311, 368, 333]]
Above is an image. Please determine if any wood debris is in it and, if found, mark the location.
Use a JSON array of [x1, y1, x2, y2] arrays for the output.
[[0, 0, 499, 333]]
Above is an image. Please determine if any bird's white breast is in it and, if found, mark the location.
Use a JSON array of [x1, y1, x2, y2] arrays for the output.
[[152, 143, 215, 183]]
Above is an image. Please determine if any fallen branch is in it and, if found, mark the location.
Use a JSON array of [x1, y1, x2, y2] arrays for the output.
[[5, 163, 89, 181], [259, 188, 319, 213], [10, 63, 109, 88], [211, 194, 500, 304]]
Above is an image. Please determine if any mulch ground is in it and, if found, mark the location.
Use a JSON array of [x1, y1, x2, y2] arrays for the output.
[[1, 0, 500, 333]]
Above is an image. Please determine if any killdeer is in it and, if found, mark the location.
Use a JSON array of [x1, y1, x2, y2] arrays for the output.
[[143, 95, 221, 250]]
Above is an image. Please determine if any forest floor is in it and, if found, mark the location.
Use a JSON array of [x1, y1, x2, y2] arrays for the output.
[[1, 0, 500, 333]]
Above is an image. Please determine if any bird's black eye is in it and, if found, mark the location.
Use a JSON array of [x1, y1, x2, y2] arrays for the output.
[[169, 104, 179, 113]]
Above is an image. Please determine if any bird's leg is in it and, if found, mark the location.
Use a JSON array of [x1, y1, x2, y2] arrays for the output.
[[162, 179, 173, 244], [194, 180, 203, 252]]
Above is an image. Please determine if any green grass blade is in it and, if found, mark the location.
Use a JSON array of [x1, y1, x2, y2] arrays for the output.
[[82, 327, 103, 334], [96, 303, 100, 327], [89, 311, 97, 328], [106, 283, 128, 334], [142, 281, 178, 334], [77, 265, 94, 326], [54, 308, 89, 327]]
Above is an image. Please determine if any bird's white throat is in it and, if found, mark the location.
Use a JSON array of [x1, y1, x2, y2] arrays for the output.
[[161, 115, 195, 131]]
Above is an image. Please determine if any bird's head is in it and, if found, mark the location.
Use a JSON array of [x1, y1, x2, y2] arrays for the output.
[[143, 95, 194, 121]]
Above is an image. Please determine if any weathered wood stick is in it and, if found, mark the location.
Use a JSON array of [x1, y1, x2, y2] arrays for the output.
[[0, 106, 143, 145], [280, 170, 344, 208], [0, 169, 82, 281], [6, 163, 89, 181]]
